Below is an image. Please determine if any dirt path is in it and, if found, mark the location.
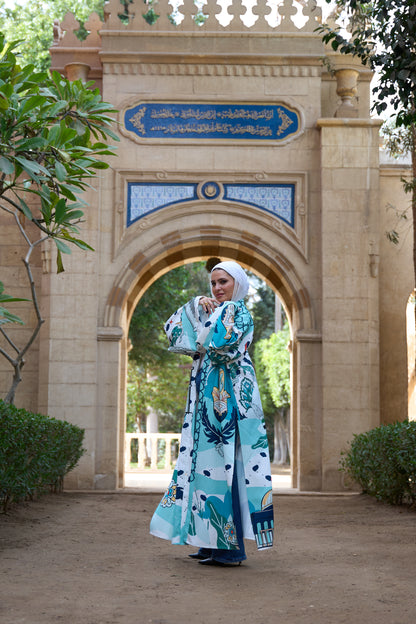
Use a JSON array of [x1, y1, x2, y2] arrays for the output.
[[0, 492, 415, 624]]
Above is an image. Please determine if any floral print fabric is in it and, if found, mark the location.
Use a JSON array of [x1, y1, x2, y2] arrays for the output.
[[150, 297, 274, 551]]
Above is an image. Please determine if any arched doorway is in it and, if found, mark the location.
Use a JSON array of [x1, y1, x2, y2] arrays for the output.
[[123, 262, 293, 490], [98, 200, 321, 491]]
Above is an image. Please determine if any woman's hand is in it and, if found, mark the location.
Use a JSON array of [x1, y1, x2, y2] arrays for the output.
[[200, 296, 219, 315]]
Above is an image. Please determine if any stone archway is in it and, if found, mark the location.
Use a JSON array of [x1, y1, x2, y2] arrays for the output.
[[97, 203, 322, 491]]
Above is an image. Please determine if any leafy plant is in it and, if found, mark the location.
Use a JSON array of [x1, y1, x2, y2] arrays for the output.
[[340, 421, 416, 506], [0, 0, 105, 70], [0, 399, 85, 512], [254, 325, 291, 464], [0, 33, 118, 402]]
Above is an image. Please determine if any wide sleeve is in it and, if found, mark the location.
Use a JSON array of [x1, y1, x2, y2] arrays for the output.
[[196, 302, 253, 365], [164, 296, 206, 356]]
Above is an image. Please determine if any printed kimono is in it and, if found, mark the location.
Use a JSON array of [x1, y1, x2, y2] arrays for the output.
[[150, 297, 274, 551]]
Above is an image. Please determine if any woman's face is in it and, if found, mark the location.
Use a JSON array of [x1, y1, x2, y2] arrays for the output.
[[211, 269, 235, 303]]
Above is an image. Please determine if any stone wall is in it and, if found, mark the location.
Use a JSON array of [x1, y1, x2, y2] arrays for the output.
[[0, 0, 413, 491]]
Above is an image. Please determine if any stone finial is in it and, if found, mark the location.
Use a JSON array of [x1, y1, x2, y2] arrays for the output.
[[52, 19, 64, 46], [334, 68, 359, 118]]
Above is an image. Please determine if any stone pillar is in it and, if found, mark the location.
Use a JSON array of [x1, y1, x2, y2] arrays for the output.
[[38, 239, 101, 490], [318, 118, 382, 490], [95, 326, 124, 489], [294, 330, 323, 491]]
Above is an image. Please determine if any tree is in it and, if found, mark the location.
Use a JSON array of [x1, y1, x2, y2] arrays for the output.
[[248, 278, 276, 352], [0, 33, 118, 403], [318, 0, 416, 371], [128, 262, 210, 433], [129, 263, 208, 368], [255, 326, 291, 465], [0, 0, 105, 70]]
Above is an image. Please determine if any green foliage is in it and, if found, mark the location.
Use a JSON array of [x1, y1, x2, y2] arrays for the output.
[[0, 399, 85, 512], [0, 0, 105, 70], [255, 326, 291, 410], [129, 263, 208, 368], [340, 421, 416, 505], [128, 263, 210, 432], [248, 279, 276, 353], [253, 324, 291, 460], [0, 33, 118, 274], [126, 359, 190, 433], [319, 1, 416, 125], [0, 281, 28, 325]]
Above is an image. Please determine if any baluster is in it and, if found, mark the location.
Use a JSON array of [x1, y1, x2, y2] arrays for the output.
[[59, 13, 81, 45], [151, 435, 158, 468], [300, 0, 322, 32], [276, 0, 298, 32], [227, 0, 246, 30], [151, 0, 176, 30], [165, 438, 172, 469], [138, 435, 146, 468], [250, 0, 274, 31], [124, 435, 130, 471], [103, 0, 123, 29], [83, 12, 103, 46]]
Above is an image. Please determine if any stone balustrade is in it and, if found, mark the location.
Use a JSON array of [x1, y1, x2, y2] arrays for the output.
[[53, 0, 324, 44], [124, 432, 181, 471]]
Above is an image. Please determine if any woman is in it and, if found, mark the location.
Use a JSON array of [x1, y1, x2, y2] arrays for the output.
[[150, 261, 274, 566]]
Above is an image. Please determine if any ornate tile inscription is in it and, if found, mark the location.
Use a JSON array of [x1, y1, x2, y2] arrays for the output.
[[124, 102, 301, 143]]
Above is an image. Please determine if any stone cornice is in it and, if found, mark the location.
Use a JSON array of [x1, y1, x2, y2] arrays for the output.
[[317, 118, 384, 128], [102, 60, 322, 77]]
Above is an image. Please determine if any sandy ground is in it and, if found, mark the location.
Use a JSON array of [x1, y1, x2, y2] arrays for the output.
[[0, 491, 415, 624]]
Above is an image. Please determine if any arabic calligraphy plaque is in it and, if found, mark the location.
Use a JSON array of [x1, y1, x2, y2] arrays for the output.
[[124, 102, 301, 142]]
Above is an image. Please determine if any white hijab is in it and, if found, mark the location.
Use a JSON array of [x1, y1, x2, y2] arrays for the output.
[[210, 261, 249, 302]]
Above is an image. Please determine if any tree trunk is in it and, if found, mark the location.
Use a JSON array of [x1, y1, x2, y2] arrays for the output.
[[412, 124, 416, 409], [272, 407, 290, 465]]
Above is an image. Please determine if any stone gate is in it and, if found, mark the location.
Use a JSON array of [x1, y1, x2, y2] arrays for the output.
[[0, 0, 413, 491]]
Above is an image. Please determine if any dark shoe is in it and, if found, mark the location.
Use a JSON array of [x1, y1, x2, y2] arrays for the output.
[[188, 547, 212, 560], [198, 557, 242, 567], [188, 552, 208, 560]]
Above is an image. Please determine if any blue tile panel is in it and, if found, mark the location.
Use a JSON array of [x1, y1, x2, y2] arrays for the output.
[[127, 182, 295, 228], [127, 183, 197, 225], [224, 184, 294, 227], [124, 102, 300, 142]]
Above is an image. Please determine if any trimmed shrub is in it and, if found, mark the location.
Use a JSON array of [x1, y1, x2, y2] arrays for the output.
[[0, 400, 85, 512], [340, 421, 416, 506]]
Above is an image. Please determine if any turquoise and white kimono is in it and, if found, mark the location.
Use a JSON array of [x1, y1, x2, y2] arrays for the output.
[[150, 297, 274, 551]]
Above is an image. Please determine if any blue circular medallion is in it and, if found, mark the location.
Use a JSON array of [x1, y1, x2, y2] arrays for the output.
[[201, 181, 221, 200]]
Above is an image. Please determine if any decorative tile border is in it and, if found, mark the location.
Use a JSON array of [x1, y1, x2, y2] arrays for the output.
[[127, 181, 295, 227]]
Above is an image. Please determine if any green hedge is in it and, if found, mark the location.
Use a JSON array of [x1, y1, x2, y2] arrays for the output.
[[340, 421, 416, 505], [0, 400, 85, 512]]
